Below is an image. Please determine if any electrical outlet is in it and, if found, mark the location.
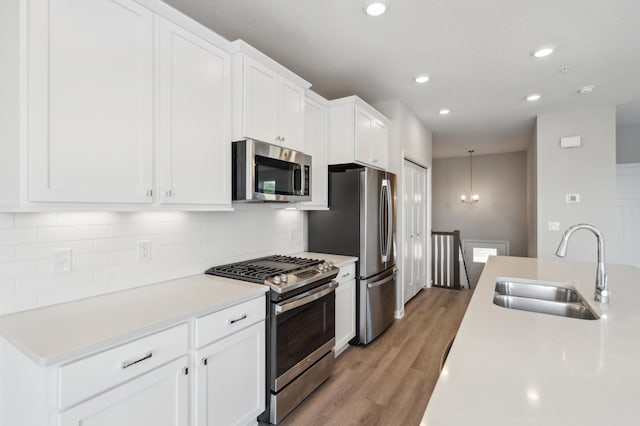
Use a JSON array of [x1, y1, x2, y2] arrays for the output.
[[548, 221, 560, 231], [137, 240, 151, 262], [54, 248, 72, 273]]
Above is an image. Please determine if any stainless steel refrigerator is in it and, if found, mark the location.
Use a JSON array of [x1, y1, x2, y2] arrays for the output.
[[308, 165, 396, 345]]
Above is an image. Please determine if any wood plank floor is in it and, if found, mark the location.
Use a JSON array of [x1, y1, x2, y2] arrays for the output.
[[280, 287, 473, 426]]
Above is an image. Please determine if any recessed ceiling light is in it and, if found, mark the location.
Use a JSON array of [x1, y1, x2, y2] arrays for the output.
[[526, 94, 541, 102], [439, 109, 450, 115], [533, 46, 555, 58], [415, 74, 430, 84], [578, 85, 595, 94], [365, 2, 387, 16]]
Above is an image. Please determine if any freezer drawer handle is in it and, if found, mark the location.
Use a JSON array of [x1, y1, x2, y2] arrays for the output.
[[121, 351, 153, 369], [274, 280, 338, 316], [367, 269, 398, 289]]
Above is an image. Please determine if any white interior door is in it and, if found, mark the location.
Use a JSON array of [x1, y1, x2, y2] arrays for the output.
[[402, 160, 428, 304], [403, 163, 415, 302]]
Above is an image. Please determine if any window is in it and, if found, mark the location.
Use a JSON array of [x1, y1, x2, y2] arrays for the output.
[[473, 247, 498, 263]]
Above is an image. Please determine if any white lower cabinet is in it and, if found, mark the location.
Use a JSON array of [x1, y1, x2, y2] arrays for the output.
[[59, 357, 189, 426], [195, 321, 266, 426], [334, 262, 356, 356]]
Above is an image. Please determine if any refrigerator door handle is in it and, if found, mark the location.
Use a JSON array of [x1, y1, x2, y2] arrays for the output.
[[367, 268, 398, 289], [385, 179, 393, 261], [379, 181, 388, 262]]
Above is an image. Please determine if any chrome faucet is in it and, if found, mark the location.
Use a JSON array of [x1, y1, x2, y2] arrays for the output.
[[555, 224, 609, 304]]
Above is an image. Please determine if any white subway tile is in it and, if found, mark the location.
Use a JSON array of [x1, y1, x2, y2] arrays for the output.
[[37, 287, 78, 308], [0, 280, 16, 297], [107, 250, 137, 265], [14, 213, 58, 228], [0, 246, 16, 263], [16, 275, 57, 294], [0, 228, 38, 246], [56, 212, 94, 226], [74, 253, 109, 270], [0, 214, 14, 229], [76, 281, 110, 299], [58, 269, 93, 287], [0, 260, 40, 280], [38, 226, 77, 243], [75, 225, 110, 240], [92, 212, 123, 224]]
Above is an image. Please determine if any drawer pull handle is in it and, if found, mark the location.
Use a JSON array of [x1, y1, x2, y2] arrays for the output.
[[341, 273, 350, 278], [121, 351, 153, 369], [228, 314, 247, 324]]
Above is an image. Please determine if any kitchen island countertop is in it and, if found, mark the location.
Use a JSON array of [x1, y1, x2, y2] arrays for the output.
[[0, 274, 267, 366], [421, 256, 640, 426]]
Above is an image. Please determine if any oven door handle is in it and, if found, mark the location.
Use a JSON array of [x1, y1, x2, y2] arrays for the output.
[[274, 280, 338, 316]]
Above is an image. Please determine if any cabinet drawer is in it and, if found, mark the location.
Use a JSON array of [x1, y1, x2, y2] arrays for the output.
[[59, 323, 189, 409], [336, 263, 356, 285], [195, 296, 265, 348]]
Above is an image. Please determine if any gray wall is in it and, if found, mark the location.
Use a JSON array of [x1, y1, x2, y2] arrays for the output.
[[433, 151, 528, 285], [535, 107, 617, 261], [617, 125, 640, 164], [526, 124, 538, 257]]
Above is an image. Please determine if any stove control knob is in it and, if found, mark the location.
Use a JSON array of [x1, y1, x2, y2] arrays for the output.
[[323, 261, 330, 270], [318, 263, 325, 271], [273, 275, 281, 285], [280, 274, 288, 283]]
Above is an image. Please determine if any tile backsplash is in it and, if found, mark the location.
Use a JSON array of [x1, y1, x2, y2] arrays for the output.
[[0, 206, 306, 315]]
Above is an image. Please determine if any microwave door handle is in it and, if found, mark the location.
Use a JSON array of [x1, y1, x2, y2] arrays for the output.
[[294, 165, 302, 195]]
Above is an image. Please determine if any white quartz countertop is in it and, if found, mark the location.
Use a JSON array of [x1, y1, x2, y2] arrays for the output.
[[421, 256, 640, 426], [0, 274, 267, 366], [293, 252, 358, 268]]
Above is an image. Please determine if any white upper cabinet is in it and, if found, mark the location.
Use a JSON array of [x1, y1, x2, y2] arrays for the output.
[[0, 0, 236, 210], [27, 0, 154, 203], [158, 18, 231, 206], [231, 42, 310, 152], [328, 96, 390, 170], [300, 93, 329, 209]]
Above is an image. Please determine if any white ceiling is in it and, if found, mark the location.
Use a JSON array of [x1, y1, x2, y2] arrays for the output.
[[165, 0, 640, 158]]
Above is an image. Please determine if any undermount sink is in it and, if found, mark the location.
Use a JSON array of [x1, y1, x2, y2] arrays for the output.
[[495, 279, 582, 302], [492, 278, 599, 320]]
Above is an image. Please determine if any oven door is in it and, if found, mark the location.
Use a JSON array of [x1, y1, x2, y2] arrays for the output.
[[271, 281, 336, 392]]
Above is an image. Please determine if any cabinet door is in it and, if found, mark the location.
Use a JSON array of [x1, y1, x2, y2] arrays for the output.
[[301, 97, 328, 208], [278, 79, 305, 151], [28, 0, 153, 203], [59, 357, 189, 426], [242, 58, 279, 144], [196, 321, 265, 426], [335, 278, 356, 355], [158, 19, 231, 205], [354, 107, 373, 166], [371, 119, 388, 170]]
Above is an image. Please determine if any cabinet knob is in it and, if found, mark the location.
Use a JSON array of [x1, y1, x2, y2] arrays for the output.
[[164, 190, 173, 197], [372, 158, 378, 163], [145, 189, 153, 197], [282, 136, 285, 142]]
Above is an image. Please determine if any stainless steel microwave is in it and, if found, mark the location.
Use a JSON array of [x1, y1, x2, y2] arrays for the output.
[[232, 139, 311, 202]]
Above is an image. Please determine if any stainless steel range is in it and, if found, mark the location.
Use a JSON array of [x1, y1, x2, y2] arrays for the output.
[[206, 255, 339, 424]]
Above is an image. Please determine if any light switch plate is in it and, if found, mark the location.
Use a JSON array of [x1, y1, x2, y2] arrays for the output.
[[560, 136, 581, 148], [548, 222, 560, 231], [54, 248, 72, 273]]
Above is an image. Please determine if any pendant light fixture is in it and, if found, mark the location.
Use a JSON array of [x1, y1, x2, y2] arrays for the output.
[[460, 150, 480, 203]]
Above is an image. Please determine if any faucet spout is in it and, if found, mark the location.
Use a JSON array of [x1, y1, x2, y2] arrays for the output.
[[554, 224, 609, 304]]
